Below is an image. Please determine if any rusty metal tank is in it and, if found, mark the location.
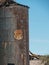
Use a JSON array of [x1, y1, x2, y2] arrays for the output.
[[0, 0, 29, 65]]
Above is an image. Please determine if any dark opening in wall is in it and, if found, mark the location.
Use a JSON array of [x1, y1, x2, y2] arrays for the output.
[[8, 63, 14, 65]]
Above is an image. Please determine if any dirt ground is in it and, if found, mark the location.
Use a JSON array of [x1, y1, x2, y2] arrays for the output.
[[30, 60, 45, 65]]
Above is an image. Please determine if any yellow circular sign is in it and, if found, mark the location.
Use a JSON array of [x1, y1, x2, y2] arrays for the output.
[[14, 29, 23, 40]]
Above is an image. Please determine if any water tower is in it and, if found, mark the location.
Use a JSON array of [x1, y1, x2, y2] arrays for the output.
[[0, 0, 29, 65]]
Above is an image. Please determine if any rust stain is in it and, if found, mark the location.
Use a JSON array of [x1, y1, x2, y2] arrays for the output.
[[14, 29, 23, 40], [2, 42, 7, 49]]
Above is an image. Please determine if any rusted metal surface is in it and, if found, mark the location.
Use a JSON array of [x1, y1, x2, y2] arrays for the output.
[[0, 0, 29, 65], [14, 29, 23, 40]]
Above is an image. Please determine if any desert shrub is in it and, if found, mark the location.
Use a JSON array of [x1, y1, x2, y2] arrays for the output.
[[41, 55, 49, 65], [45, 61, 49, 65]]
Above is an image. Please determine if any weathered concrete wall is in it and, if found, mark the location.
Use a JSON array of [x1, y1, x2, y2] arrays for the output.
[[0, 3, 29, 65]]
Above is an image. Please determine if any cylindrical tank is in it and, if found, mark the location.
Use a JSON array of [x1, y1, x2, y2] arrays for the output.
[[0, 6, 18, 65], [0, 1, 29, 65]]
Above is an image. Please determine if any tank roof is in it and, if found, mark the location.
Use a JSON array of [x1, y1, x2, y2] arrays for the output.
[[16, 2, 29, 8], [0, 0, 29, 8]]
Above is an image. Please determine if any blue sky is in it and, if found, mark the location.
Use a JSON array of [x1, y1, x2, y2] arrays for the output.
[[16, 0, 49, 55]]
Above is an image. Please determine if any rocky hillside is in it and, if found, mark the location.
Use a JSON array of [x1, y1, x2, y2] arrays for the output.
[[29, 51, 49, 65]]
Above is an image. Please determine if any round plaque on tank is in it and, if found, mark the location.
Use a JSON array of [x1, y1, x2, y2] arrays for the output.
[[14, 29, 23, 40]]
